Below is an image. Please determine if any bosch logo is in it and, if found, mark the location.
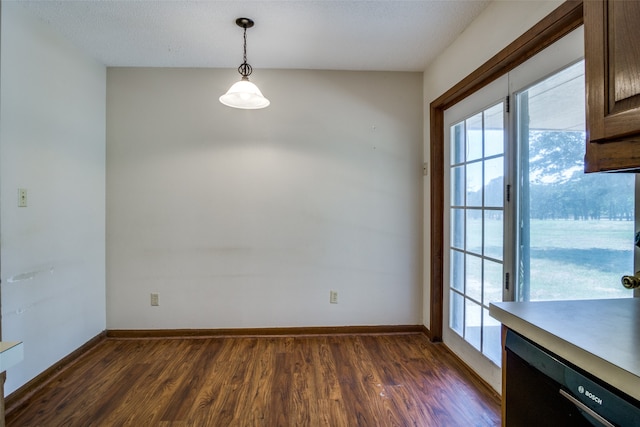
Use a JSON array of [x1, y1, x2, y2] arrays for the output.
[[578, 385, 603, 405]]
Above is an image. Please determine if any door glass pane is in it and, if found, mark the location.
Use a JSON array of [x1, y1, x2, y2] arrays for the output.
[[451, 249, 464, 292], [451, 208, 464, 249], [483, 259, 503, 303], [451, 122, 465, 165], [484, 157, 503, 207], [466, 113, 483, 161], [466, 162, 483, 207], [484, 104, 504, 157], [451, 166, 465, 206], [466, 254, 482, 302], [464, 300, 482, 350], [466, 209, 482, 254], [482, 308, 502, 365], [450, 291, 464, 336], [484, 211, 503, 261], [517, 60, 634, 301]]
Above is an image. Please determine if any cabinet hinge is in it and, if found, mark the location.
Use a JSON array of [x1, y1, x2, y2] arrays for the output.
[[506, 95, 510, 113], [505, 272, 510, 290]]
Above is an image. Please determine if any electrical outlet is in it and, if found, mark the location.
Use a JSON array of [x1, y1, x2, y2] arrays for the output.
[[150, 293, 159, 306], [330, 291, 338, 304]]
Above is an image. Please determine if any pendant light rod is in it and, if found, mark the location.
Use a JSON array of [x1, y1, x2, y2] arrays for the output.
[[237, 18, 253, 78]]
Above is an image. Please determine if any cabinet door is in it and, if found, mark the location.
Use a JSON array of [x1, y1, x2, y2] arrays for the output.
[[584, 0, 640, 172]]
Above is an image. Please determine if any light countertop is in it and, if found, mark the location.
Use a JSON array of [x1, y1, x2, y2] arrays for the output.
[[490, 298, 640, 401], [0, 341, 23, 372]]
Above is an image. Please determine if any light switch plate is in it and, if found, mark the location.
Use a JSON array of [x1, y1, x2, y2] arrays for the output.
[[18, 188, 27, 207], [330, 291, 338, 304]]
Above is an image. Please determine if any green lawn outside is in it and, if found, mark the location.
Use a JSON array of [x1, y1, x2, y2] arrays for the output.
[[469, 217, 634, 302], [528, 218, 634, 301]]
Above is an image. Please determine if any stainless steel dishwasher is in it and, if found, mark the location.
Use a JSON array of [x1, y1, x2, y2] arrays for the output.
[[505, 330, 640, 426]]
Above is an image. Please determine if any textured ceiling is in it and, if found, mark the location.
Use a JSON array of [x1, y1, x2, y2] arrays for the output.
[[14, 0, 492, 71]]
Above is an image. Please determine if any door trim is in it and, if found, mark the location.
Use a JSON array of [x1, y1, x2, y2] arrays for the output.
[[429, 0, 584, 341]]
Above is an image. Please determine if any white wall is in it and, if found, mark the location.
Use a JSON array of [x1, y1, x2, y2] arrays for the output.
[[106, 68, 423, 329], [0, 3, 106, 394], [422, 0, 564, 330]]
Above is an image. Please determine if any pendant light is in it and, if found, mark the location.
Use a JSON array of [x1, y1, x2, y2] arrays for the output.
[[219, 18, 270, 109]]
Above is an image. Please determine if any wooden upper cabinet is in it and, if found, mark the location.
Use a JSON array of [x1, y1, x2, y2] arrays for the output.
[[584, 0, 640, 172]]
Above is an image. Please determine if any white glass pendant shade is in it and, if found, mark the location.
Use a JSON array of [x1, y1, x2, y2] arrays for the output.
[[219, 77, 270, 109]]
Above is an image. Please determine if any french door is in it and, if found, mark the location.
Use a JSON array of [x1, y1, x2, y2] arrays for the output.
[[443, 75, 508, 392], [442, 26, 635, 392]]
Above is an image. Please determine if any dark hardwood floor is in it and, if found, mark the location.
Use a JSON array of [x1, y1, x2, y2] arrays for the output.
[[6, 333, 501, 426]]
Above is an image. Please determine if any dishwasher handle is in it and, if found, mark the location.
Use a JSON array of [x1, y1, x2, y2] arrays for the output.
[[559, 389, 615, 427]]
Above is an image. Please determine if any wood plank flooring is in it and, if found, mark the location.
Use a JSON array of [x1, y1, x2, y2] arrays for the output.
[[6, 334, 501, 426]]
